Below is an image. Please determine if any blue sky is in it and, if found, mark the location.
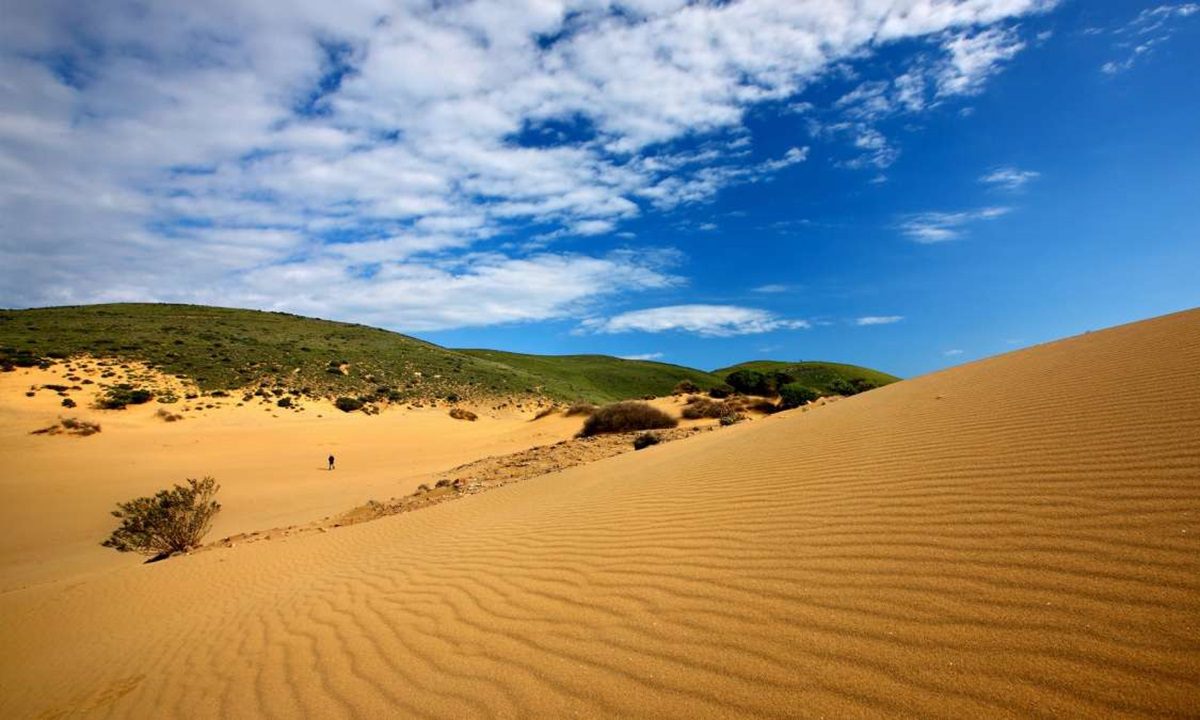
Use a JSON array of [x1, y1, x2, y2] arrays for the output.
[[1, 1, 1197, 378]]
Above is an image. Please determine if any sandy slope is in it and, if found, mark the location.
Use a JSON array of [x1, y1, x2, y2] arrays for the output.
[[2, 309, 1199, 718]]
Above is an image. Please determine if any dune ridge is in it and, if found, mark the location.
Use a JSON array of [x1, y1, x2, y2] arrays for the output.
[[2, 309, 1198, 718]]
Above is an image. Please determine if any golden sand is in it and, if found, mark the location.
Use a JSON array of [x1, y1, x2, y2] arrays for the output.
[[1, 309, 1198, 718]]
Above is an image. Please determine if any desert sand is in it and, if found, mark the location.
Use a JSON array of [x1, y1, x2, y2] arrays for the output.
[[2, 309, 1198, 718]]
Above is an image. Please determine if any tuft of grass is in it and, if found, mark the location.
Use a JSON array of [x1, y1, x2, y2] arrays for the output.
[[579, 401, 677, 437]]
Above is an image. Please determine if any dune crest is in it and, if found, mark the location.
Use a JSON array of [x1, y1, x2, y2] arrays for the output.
[[2, 309, 1199, 718]]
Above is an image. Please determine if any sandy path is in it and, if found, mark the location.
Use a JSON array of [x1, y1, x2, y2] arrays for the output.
[[2, 308, 1199, 718]]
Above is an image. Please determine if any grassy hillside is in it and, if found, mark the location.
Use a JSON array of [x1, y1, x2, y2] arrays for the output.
[[0, 304, 543, 402], [0, 304, 899, 404], [459, 349, 724, 403], [713, 360, 901, 396]]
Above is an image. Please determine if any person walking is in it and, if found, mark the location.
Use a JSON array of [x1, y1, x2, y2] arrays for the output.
[[328, 454, 336, 471]]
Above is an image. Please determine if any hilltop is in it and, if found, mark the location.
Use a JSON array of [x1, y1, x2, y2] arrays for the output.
[[713, 359, 900, 396], [0, 304, 896, 404]]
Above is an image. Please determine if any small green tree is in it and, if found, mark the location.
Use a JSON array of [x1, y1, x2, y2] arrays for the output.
[[778, 383, 819, 409], [102, 477, 221, 557]]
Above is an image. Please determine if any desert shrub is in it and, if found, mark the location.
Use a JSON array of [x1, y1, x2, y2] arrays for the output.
[[61, 398, 76, 408], [747, 399, 780, 414], [449, 407, 478, 421], [681, 398, 737, 419], [532, 406, 559, 420], [334, 396, 364, 412], [102, 477, 220, 557], [579, 401, 677, 437], [97, 384, 153, 409], [778, 383, 820, 409], [564, 402, 598, 417], [632, 432, 661, 450], [42, 384, 70, 392], [276, 397, 293, 408], [155, 408, 183, 422], [707, 384, 734, 399], [672, 379, 700, 395], [719, 413, 745, 426], [209, 390, 229, 398]]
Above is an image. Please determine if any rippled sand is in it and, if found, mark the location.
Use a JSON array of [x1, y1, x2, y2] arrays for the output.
[[2, 309, 1198, 718]]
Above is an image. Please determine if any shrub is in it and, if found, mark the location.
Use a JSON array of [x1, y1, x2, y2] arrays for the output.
[[564, 402, 598, 417], [532, 406, 559, 420], [672, 379, 700, 395], [155, 408, 183, 422], [276, 397, 293, 408], [778, 383, 820, 409], [707, 384, 734, 399], [334, 397, 364, 412], [61, 398, 76, 408], [632, 432, 661, 450], [579, 401, 677, 437], [681, 398, 738, 419], [725, 369, 771, 396], [747, 399, 780, 414], [829, 378, 880, 396], [102, 477, 220, 557], [97, 384, 153, 409], [719, 413, 745, 426], [449, 407, 478, 421]]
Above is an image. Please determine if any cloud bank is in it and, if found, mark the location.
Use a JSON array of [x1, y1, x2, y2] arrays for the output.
[[1, 0, 1054, 330]]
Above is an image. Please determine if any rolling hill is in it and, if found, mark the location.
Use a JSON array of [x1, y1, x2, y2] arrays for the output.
[[714, 359, 901, 395], [0, 303, 897, 404]]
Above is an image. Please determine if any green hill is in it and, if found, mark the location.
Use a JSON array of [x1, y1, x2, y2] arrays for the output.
[[459, 350, 723, 403], [0, 304, 543, 402], [0, 304, 899, 405], [713, 360, 901, 396]]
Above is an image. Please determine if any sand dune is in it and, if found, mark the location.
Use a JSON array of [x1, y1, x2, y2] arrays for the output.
[[2, 309, 1199, 718]]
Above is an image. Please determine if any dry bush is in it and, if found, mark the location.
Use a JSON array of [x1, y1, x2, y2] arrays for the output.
[[680, 397, 745, 419], [449, 407, 478, 421], [563, 402, 598, 417], [32, 417, 102, 436], [532, 406, 559, 420], [579, 401, 677, 437], [672, 380, 700, 395], [102, 477, 220, 557], [155, 408, 183, 422], [632, 432, 661, 450]]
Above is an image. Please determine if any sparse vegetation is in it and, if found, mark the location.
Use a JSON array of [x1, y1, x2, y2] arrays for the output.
[[449, 407, 478, 421], [564, 402, 598, 416], [681, 397, 740, 420], [97, 384, 153, 409], [102, 477, 221, 557], [31, 417, 102, 436], [334, 397, 364, 412], [155, 408, 183, 422], [632, 432, 661, 450], [672, 379, 700, 395], [579, 401, 677, 437]]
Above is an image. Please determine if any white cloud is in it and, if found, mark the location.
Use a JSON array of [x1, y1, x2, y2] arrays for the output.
[[856, 315, 904, 326], [980, 166, 1040, 190], [582, 305, 809, 337], [752, 283, 795, 294], [0, 0, 1055, 327], [899, 207, 1011, 243], [1101, 3, 1198, 74], [943, 348, 965, 356], [619, 352, 664, 361]]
